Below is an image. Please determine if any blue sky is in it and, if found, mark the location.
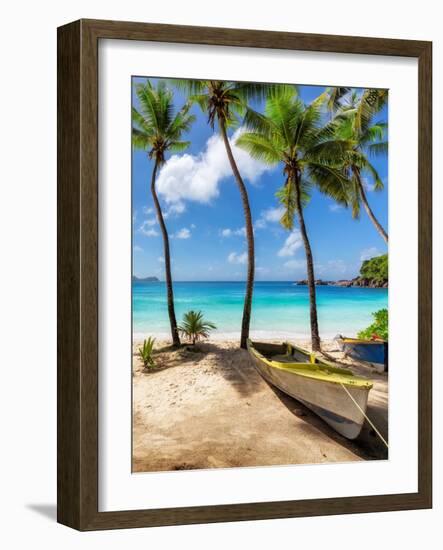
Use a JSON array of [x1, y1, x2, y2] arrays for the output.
[[132, 78, 388, 281]]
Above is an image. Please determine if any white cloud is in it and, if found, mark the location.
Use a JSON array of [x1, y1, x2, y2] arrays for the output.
[[220, 227, 246, 237], [164, 202, 186, 218], [262, 206, 285, 223], [360, 247, 380, 261], [254, 206, 285, 230], [156, 128, 272, 210], [254, 218, 267, 230], [256, 266, 270, 275], [278, 230, 303, 257], [228, 251, 248, 265], [139, 224, 159, 237], [133, 245, 143, 253], [143, 206, 154, 215], [138, 218, 157, 236], [158, 256, 165, 263], [175, 227, 191, 240]]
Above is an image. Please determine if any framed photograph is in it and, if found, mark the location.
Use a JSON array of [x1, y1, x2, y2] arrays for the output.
[[57, 19, 432, 530]]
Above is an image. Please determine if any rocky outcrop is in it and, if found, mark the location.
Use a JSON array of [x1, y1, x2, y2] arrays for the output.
[[294, 277, 388, 288], [294, 254, 388, 288]]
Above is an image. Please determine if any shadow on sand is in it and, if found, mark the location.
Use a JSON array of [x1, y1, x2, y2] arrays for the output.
[[265, 382, 388, 461], [136, 342, 264, 398]]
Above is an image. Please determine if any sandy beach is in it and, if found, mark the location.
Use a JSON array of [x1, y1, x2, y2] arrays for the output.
[[132, 338, 388, 472]]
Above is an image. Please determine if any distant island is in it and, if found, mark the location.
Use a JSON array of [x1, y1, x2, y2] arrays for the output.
[[132, 276, 159, 282], [295, 254, 388, 288]]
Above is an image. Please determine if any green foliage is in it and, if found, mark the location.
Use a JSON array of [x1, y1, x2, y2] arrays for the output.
[[236, 85, 354, 228], [358, 309, 388, 341], [138, 337, 156, 369], [178, 310, 217, 345], [360, 254, 388, 283], [171, 79, 274, 131], [132, 80, 195, 165], [323, 88, 388, 224]]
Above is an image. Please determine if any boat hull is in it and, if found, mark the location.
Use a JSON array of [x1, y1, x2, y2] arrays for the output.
[[337, 336, 388, 372], [247, 342, 371, 439]]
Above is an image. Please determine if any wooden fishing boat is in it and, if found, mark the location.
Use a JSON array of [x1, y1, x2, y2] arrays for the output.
[[247, 340, 373, 439], [335, 335, 388, 372]]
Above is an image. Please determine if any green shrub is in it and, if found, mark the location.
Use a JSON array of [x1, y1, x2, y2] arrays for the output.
[[358, 309, 388, 341], [138, 337, 156, 368], [178, 310, 216, 345], [360, 254, 388, 283]]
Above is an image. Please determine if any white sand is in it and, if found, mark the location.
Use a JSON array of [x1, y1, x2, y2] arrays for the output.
[[132, 339, 388, 472]]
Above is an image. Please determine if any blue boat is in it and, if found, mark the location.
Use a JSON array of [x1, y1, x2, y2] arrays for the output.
[[335, 335, 388, 372]]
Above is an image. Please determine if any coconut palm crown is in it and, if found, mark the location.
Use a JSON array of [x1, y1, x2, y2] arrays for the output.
[[236, 85, 354, 351], [132, 80, 195, 346], [325, 88, 389, 243]]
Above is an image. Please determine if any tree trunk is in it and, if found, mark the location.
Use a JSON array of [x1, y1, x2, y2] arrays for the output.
[[150, 160, 181, 347], [220, 123, 255, 349], [355, 168, 388, 244], [294, 172, 321, 352]]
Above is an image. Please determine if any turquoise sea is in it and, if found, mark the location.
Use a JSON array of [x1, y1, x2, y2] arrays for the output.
[[132, 281, 388, 340]]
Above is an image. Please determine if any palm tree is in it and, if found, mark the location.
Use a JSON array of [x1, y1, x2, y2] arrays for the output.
[[325, 88, 389, 243], [236, 86, 353, 351], [178, 310, 217, 346], [132, 80, 195, 347], [172, 80, 270, 349]]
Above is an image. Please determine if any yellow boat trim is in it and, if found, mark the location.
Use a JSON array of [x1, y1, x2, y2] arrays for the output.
[[342, 337, 386, 345], [247, 340, 373, 390]]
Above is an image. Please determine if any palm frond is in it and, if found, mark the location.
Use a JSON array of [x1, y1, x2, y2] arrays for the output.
[[307, 163, 351, 206], [324, 87, 352, 112], [276, 178, 297, 229], [354, 88, 388, 133], [169, 140, 191, 153], [367, 141, 388, 157], [169, 79, 208, 95], [178, 310, 217, 344], [132, 127, 152, 150], [235, 132, 281, 164], [361, 160, 384, 191]]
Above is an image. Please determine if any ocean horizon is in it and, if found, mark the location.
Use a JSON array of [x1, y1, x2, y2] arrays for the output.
[[132, 280, 388, 341]]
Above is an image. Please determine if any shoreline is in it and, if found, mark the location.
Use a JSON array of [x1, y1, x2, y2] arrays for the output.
[[133, 331, 354, 342], [132, 338, 388, 473]]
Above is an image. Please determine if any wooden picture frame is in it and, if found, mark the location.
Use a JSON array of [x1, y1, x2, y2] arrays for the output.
[[57, 18, 432, 530]]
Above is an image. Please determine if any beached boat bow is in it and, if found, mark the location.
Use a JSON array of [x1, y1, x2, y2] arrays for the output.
[[247, 340, 373, 440]]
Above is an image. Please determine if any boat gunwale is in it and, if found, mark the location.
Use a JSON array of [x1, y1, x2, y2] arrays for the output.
[[340, 337, 387, 345], [247, 339, 373, 390]]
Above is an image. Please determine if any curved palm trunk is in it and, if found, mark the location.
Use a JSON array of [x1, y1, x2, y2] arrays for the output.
[[150, 160, 181, 347], [294, 173, 321, 352], [355, 168, 388, 244], [220, 123, 255, 349]]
